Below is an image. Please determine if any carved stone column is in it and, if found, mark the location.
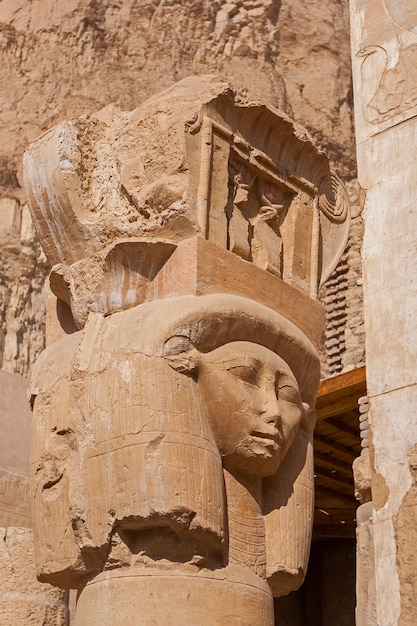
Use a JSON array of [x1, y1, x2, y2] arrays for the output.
[[23, 75, 349, 625]]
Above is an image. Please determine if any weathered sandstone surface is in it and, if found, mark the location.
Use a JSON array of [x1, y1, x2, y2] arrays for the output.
[[0, 527, 69, 626], [0, 0, 355, 376], [0, 371, 69, 625], [351, 1, 417, 622], [23, 74, 349, 624]]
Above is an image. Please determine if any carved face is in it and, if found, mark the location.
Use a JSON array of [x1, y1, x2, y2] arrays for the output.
[[197, 341, 309, 477]]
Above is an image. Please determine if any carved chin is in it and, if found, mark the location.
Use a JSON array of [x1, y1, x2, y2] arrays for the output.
[[223, 437, 284, 477]]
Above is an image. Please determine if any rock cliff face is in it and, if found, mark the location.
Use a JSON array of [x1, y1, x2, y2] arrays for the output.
[[0, 0, 356, 376]]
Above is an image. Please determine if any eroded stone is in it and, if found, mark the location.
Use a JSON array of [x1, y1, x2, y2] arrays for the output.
[[24, 78, 349, 624]]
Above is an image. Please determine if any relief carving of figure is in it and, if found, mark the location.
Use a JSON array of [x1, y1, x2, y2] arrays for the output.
[[228, 165, 289, 277], [357, 1, 417, 123]]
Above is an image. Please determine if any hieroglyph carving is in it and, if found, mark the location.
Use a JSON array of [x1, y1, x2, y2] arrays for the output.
[[356, 1, 417, 125]]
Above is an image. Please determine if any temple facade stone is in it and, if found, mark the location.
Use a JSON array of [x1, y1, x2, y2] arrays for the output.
[[351, 2, 417, 624], [0, 371, 69, 626]]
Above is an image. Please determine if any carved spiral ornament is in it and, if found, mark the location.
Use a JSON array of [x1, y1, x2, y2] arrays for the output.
[[317, 172, 350, 223]]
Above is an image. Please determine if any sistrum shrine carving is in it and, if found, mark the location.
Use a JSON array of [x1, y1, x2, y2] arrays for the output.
[[23, 75, 349, 625]]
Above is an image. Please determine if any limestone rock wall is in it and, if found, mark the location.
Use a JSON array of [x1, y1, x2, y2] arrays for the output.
[[0, 198, 49, 376], [0, 0, 358, 377]]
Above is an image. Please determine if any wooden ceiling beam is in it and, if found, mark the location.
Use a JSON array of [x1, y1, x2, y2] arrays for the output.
[[314, 467, 354, 487], [313, 516, 356, 528], [316, 397, 361, 420], [314, 434, 357, 462], [316, 366, 367, 420], [317, 366, 366, 398], [314, 507, 357, 522], [314, 450, 353, 474], [323, 418, 359, 439], [315, 484, 356, 505]]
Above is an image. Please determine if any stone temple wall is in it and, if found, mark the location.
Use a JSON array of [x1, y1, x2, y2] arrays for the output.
[[0, 371, 69, 626], [0, 0, 362, 380], [320, 180, 366, 378]]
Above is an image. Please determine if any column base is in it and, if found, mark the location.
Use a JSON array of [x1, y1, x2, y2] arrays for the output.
[[74, 563, 274, 625]]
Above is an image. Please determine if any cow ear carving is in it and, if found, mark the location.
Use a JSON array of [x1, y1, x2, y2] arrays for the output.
[[165, 348, 201, 375]]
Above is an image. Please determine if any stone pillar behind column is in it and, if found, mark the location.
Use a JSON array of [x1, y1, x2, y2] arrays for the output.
[[353, 395, 376, 626], [350, 3, 417, 624], [0, 371, 69, 626]]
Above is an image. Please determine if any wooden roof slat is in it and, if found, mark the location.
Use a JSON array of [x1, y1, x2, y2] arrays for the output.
[[314, 434, 357, 462], [314, 515, 356, 528], [315, 484, 355, 504], [324, 418, 359, 439], [317, 366, 366, 398], [311, 366, 366, 539], [316, 366, 366, 420], [314, 467, 354, 488], [316, 396, 361, 420], [315, 432, 359, 453], [314, 450, 353, 474], [315, 507, 357, 521]]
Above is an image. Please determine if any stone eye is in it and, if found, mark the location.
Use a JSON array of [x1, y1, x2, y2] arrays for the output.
[[278, 383, 301, 404], [228, 365, 259, 387]]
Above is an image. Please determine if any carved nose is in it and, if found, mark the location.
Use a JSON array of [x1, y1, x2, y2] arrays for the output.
[[262, 388, 280, 425]]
